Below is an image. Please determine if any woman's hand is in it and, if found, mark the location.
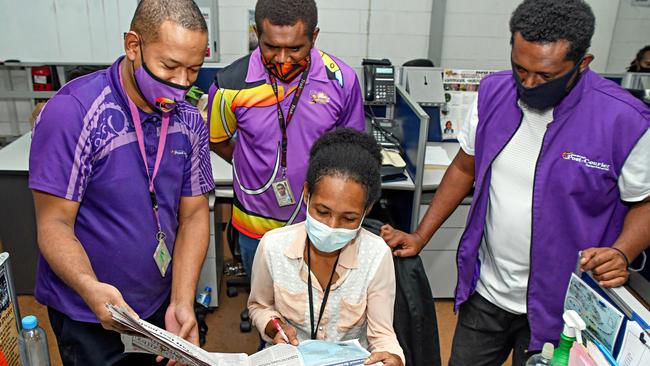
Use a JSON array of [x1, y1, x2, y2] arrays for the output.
[[364, 352, 404, 366], [264, 318, 299, 345]]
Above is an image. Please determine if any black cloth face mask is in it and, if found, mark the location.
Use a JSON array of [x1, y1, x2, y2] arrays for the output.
[[513, 59, 583, 111]]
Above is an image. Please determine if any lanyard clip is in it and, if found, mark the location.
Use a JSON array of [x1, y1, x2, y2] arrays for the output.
[[149, 191, 158, 210]]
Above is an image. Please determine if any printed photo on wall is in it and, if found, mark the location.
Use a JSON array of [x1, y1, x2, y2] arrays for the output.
[[440, 69, 493, 141]]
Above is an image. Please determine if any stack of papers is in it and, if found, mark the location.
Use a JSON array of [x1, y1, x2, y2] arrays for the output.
[[108, 304, 377, 366], [381, 149, 406, 168], [425, 146, 452, 167]]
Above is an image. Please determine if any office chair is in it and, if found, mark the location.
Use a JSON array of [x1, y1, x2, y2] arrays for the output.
[[362, 218, 442, 366], [224, 220, 253, 332], [402, 58, 435, 67]]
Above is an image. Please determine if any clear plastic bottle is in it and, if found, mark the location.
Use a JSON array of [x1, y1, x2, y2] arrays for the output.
[[525, 342, 555, 365], [21, 315, 51, 366], [196, 286, 212, 308]]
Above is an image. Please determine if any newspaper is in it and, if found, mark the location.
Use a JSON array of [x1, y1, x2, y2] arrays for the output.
[[0, 253, 22, 366], [440, 69, 494, 141], [109, 304, 376, 366]]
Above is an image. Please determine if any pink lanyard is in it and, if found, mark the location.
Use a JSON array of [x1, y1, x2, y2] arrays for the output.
[[119, 67, 170, 235]]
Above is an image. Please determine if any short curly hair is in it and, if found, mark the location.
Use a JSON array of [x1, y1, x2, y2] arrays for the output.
[[509, 0, 595, 62], [255, 0, 318, 40], [306, 129, 382, 209], [131, 0, 207, 43]]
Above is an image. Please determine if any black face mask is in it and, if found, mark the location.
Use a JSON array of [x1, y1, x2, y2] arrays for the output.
[[513, 60, 583, 111]]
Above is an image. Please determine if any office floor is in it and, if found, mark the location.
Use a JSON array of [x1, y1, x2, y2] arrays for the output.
[[17, 242, 513, 366]]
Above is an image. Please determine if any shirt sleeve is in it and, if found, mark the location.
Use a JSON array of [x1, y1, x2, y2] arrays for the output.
[[619, 127, 650, 202], [28, 94, 90, 202], [366, 247, 405, 364], [247, 237, 283, 342], [458, 95, 478, 156], [336, 73, 365, 132], [181, 114, 216, 197], [207, 82, 238, 143]]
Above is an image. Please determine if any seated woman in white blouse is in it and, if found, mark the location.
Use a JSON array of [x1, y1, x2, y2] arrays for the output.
[[248, 129, 404, 366]]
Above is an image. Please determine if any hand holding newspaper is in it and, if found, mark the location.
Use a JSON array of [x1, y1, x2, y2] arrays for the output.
[[107, 304, 380, 366]]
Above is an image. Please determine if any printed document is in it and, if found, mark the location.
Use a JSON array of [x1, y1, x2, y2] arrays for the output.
[[564, 273, 624, 353], [109, 304, 376, 366]]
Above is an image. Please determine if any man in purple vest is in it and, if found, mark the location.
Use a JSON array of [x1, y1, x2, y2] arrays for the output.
[[29, 0, 214, 364], [381, 0, 650, 364]]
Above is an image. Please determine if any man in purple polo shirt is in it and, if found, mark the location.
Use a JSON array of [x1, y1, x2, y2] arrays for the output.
[[381, 0, 650, 364], [207, 0, 364, 279], [28, 0, 214, 364]]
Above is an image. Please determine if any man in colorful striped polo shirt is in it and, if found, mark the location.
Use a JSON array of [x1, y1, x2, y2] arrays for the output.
[[208, 0, 365, 277]]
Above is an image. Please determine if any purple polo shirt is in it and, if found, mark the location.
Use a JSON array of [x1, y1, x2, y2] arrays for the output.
[[29, 56, 215, 322], [207, 47, 364, 238]]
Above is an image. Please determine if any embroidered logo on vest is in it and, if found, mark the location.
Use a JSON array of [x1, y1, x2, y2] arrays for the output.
[[561, 152, 611, 171]]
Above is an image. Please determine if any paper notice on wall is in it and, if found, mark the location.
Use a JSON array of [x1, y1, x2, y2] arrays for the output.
[[249, 10, 258, 52], [440, 69, 493, 141], [199, 7, 214, 60]]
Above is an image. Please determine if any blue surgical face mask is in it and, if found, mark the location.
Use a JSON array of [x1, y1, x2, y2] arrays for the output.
[[304, 200, 365, 253]]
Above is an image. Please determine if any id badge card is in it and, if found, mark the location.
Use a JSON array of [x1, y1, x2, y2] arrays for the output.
[[153, 232, 171, 277], [272, 179, 296, 207]]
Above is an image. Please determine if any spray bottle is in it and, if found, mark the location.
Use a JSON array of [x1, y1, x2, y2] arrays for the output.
[[552, 309, 586, 366]]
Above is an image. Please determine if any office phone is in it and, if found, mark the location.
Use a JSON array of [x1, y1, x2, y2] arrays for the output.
[[362, 58, 396, 104]]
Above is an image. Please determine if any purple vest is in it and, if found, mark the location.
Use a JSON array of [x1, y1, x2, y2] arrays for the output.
[[455, 69, 650, 350]]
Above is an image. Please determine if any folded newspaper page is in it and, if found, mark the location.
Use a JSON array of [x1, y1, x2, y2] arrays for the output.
[[109, 304, 377, 366]]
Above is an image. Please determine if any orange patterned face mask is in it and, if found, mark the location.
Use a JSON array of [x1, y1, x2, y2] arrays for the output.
[[263, 55, 311, 83]]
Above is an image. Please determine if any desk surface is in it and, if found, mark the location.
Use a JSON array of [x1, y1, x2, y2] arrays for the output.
[[0, 133, 31, 172], [423, 142, 459, 190], [1, 134, 417, 191], [210, 151, 416, 191]]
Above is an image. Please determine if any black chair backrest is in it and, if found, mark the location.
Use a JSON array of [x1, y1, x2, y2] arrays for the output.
[[226, 220, 241, 260], [402, 59, 435, 67]]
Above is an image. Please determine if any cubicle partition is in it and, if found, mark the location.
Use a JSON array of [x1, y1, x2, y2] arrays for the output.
[[389, 85, 429, 231], [0, 134, 37, 295]]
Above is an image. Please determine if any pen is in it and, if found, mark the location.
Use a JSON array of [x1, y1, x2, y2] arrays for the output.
[[271, 317, 290, 343]]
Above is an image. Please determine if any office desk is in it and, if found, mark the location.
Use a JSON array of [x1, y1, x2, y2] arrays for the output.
[[419, 142, 469, 298], [422, 142, 460, 191], [208, 150, 416, 231], [0, 132, 414, 296], [0, 133, 224, 304], [0, 133, 36, 294], [209, 151, 416, 193]]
